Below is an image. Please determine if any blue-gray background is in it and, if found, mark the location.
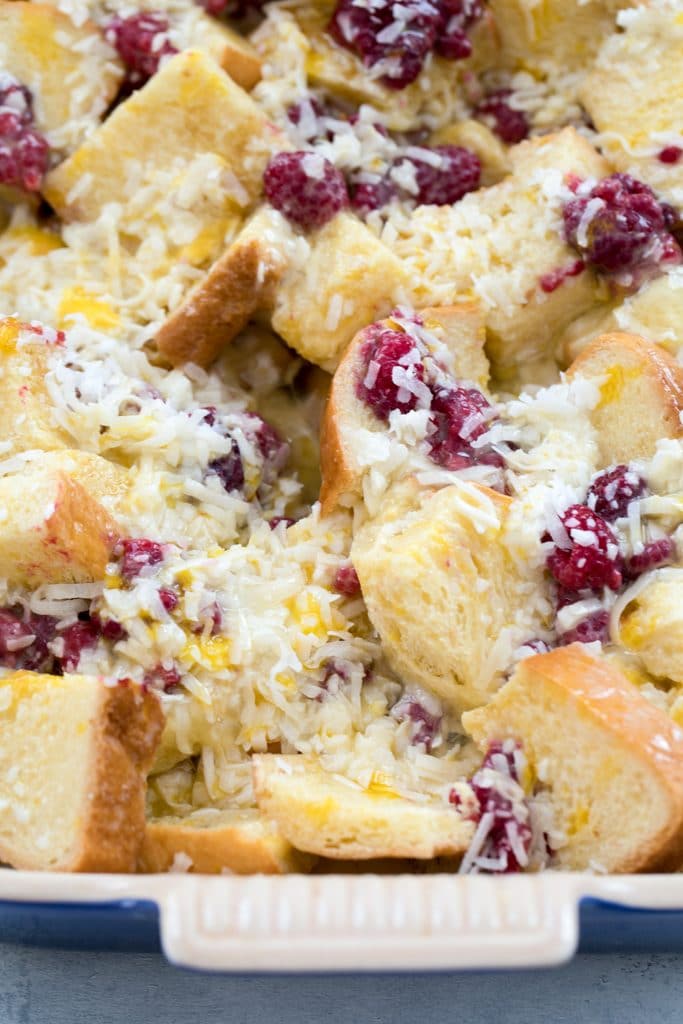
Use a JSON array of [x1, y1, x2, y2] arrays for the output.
[[2, 948, 682, 1023]]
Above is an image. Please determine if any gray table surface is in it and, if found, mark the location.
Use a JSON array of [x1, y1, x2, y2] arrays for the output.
[[2, 947, 682, 1023]]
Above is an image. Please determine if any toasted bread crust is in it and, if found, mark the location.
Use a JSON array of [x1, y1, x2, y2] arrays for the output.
[[464, 646, 683, 873], [155, 238, 281, 367], [139, 809, 312, 874], [73, 682, 163, 873]]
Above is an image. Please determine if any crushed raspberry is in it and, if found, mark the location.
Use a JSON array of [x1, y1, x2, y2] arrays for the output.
[[349, 175, 397, 215], [539, 259, 585, 294], [519, 638, 552, 656], [91, 613, 127, 643], [586, 464, 646, 522], [474, 89, 529, 145], [435, 0, 483, 59], [558, 609, 610, 646], [328, 0, 481, 90], [452, 741, 532, 873], [59, 619, 100, 672], [0, 609, 53, 672], [200, 0, 264, 16], [158, 587, 179, 613], [263, 151, 349, 230], [546, 505, 623, 592], [245, 414, 290, 481], [391, 695, 442, 751], [396, 145, 481, 206], [119, 537, 165, 581], [625, 537, 676, 580], [268, 516, 295, 530], [356, 326, 426, 420], [0, 75, 49, 192], [658, 146, 682, 165], [333, 563, 361, 597], [427, 385, 493, 468], [199, 405, 218, 426], [144, 662, 182, 693], [563, 173, 681, 276], [286, 97, 327, 142], [106, 13, 178, 87], [318, 657, 352, 699], [208, 438, 245, 493]]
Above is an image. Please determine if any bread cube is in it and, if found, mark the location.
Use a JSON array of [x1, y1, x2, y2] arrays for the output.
[[140, 807, 312, 874], [252, 1, 498, 132], [580, 3, 683, 205], [617, 576, 683, 686], [395, 129, 610, 379], [351, 480, 537, 712], [320, 303, 489, 512], [488, 0, 626, 74], [568, 332, 683, 465], [0, 316, 70, 455], [463, 645, 683, 872], [0, 671, 162, 872], [24, 448, 131, 513], [253, 755, 475, 859], [43, 49, 286, 225], [558, 273, 683, 366], [189, 11, 261, 90], [157, 207, 410, 372], [0, 463, 119, 586], [0, 2, 123, 156]]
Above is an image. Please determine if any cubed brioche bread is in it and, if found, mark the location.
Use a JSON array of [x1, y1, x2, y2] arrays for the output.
[[252, 755, 475, 859], [43, 49, 286, 224], [0, 316, 70, 455], [139, 808, 313, 874], [558, 274, 683, 366], [188, 12, 262, 90], [488, 0, 627, 74], [0, 672, 162, 872], [25, 449, 131, 513], [320, 303, 489, 513], [0, 2, 123, 157], [396, 129, 609, 379], [616, 573, 683, 685], [463, 645, 683, 873], [253, 0, 498, 132], [351, 480, 535, 712], [567, 332, 683, 465], [580, 2, 683, 205], [0, 465, 119, 586], [157, 207, 409, 372]]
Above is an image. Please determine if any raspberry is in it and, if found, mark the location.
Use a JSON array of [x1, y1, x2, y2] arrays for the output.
[[435, 0, 483, 59], [474, 89, 529, 145], [625, 537, 676, 580], [91, 613, 127, 643], [395, 145, 481, 206], [563, 173, 681, 276], [263, 151, 349, 230], [538, 259, 585, 294], [286, 97, 327, 142], [546, 504, 623, 592], [328, 0, 441, 89], [59, 619, 101, 672], [244, 414, 290, 482], [0, 76, 49, 192], [328, 0, 481, 89], [349, 175, 397, 215], [208, 438, 244, 493], [427, 385, 493, 468], [319, 657, 352, 699], [268, 516, 295, 530], [557, 609, 610, 646], [119, 538, 165, 581], [452, 741, 532, 873], [586, 464, 646, 522], [333, 563, 361, 596], [106, 13, 178, 86], [355, 326, 426, 420]]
